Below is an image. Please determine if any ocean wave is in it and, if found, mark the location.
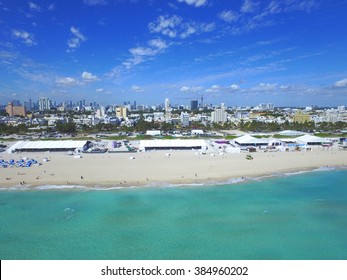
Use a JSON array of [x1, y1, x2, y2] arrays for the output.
[[312, 166, 337, 172], [283, 170, 311, 176], [34, 185, 90, 190]]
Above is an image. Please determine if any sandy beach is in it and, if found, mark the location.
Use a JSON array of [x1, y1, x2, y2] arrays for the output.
[[1, 146, 346, 188]]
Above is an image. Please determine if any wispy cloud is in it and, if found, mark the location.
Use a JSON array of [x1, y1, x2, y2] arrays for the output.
[[55, 77, 80, 87], [252, 82, 277, 91], [55, 71, 99, 87], [148, 15, 215, 39], [205, 84, 240, 93], [83, 0, 108, 6], [28, 2, 41, 12], [267, 0, 318, 14], [48, 3, 56, 11], [132, 85, 144, 92], [180, 86, 204, 92], [121, 38, 168, 70], [148, 15, 182, 38], [241, 0, 259, 14], [67, 26, 87, 51], [177, 0, 207, 8], [218, 10, 239, 23], [334, 78, 347, 88], [12, 30, 36, 46]]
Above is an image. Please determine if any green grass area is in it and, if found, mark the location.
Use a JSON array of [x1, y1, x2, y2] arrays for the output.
[[272, 134, 303, 139], [224, 135, 238, 140], [314, 133, 347, 138]]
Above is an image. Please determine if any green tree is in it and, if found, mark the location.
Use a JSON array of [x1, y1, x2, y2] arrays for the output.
[[56, 122, 77, 133]]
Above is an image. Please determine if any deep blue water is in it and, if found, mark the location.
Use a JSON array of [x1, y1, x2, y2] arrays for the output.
[[0, 169, 346, 260]]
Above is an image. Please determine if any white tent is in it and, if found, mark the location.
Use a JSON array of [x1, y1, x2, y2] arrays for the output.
[[278, 130, 304, 136], [295, 135, 332, 146], [8, 140, 91, 153], [234, 134, 268, 147], [139, 139, 207, 151]]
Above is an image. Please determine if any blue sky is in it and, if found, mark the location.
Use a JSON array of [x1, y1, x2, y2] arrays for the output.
[[1, 0, 347, 107]]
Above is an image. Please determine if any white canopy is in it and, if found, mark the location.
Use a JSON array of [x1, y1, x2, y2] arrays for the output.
[[139, 139, 207, 151], [8, 140, 90, 153], [234, 134, 269, 146], [295, 134, 332, 145], [278, 130, 304, 136]]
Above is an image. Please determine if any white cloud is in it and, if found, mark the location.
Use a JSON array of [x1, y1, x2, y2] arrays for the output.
[[148, 15, 182, 38], [67, 26, 87, 50], [83, 0, 107, 5], [55, 77, 79, 87], [218, 10, 238, 22], [252, 83, 277, 91], [132, 85, 144, 92], [48, 3, 56, 11], [205, 84, 240, 93], [268, 0, 318, 14], [29, 2, 41, 12], [96, 88, 105, 93], [122, 38, 168, 70], [334, 78, 347, 88], [12, 30, 36, 46], [81, 71, 98, 82], [180, 86, 203, 92], [228, 84, 240, 91], [206, 85, 221, 93], [177, 0, 207, 7], [149, 15, 214, 39], [148, 38, 168, 50], [180, 25, 197, 39], [71, 27, 86, 41], [241, 0, 258, 13], [129, 47, 156, 57]]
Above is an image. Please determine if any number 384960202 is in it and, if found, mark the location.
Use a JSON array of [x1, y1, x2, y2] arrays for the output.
[[194, 266, 248, 276]]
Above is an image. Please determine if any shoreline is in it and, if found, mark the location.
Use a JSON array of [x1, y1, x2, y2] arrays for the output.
[[1, 147, 346, 190], [0, 166, 345, 191]]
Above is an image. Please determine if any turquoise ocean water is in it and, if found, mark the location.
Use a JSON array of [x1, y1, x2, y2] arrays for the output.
[[0, 169, 346, 260]]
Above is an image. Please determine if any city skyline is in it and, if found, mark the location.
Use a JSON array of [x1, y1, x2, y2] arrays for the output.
[[1, 0, 347, 107]]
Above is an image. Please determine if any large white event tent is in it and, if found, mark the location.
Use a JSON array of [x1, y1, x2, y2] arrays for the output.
[[277, 130, 304, 136], [139, 139, 207, 151], [233, 134, 269, 147], [8, 140, 91, 153], [294, 135, 332, 146]]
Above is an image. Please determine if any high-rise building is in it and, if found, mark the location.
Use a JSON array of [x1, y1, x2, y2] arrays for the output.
[[116, 106, 128, 119], [165, 98, 170, 112], [211, 103, 227, 123], [39, 97, 51, 112], [293, 110, 311, 123], [190, 100, 198, 111], [165, 98, 171, 121], [180, 112, 190, 126], [5, 102, 26, 117], [258, 103, 274, 111], [24, 99, 32, 112], [11, 99, 21, 106]]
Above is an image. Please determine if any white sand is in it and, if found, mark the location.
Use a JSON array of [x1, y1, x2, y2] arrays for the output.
[[1, 146, 346, 188]]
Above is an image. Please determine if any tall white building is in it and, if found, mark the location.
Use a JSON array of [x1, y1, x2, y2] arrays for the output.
[[257, 103, 274, 110], [39, 97, 51, 112], [180, 112, 190, 126], [211, 103, 227, 123], [165, 98, 171, 121], [165, 98, 170, 112]]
